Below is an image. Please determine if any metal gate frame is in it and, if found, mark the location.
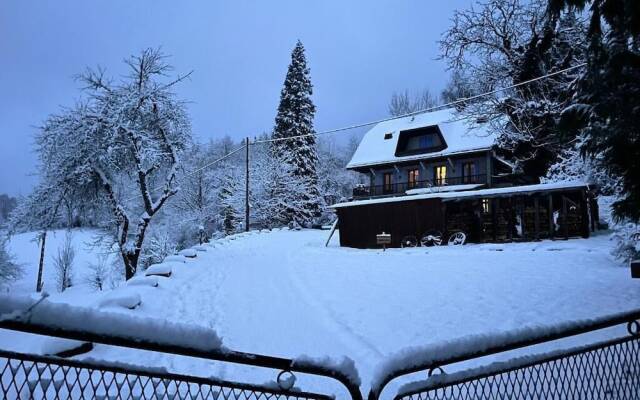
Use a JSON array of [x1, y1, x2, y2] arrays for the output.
[[0, 312, 363, 400], [368, 309, 640, 400], [2, 301, 640, 399]]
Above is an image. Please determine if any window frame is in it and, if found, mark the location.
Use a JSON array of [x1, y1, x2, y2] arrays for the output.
[[434, 165, 447, 186], [408, 168, 420, 189], [394, 125, 448, 157], [383, 172, 394, 193], [462, 161, 477, 183]]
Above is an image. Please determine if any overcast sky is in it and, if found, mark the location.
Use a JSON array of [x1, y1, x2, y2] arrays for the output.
[[0, 1, 471, 196]]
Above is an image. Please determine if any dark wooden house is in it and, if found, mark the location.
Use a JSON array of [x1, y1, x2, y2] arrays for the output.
[[332, 108, 599, 248]]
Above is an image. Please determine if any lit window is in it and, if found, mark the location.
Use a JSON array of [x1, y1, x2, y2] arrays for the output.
[[482, 199, 490, 213], [434, 165, 447, 186]]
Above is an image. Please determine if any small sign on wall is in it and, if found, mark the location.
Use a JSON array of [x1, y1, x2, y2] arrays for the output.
[[376, 232, 391, 251]]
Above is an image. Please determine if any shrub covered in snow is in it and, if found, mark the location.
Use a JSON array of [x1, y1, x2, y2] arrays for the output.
[[611, 222, 640, 264], [139, 231, 177, 270], [85, 254, 109, 291], [53, 232, 75, 292], [0, 237, 21, 287]]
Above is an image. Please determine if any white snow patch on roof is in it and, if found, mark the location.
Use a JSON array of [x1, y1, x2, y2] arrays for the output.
[[347, 108, 494, 169], [405, 183, 484, 195], [332, 181, 592, 209]]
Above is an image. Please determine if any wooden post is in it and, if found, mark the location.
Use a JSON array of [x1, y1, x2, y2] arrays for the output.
[[548, 194, 555, 240], [534, 196, 540, 241], [245, 137, 250, 232], [507, 198, 514, 242], [562, 195, 569, 240], [580, 190, 590, 238], [36, 230, 46, 292], [442, 202, 448, 236], [485, 151, 492, 187], [492, 198, 498, 242]]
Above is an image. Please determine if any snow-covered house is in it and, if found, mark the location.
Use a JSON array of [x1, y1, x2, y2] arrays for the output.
[[332, 108, 599, 248]]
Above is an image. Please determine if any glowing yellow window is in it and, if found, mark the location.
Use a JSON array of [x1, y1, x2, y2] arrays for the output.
[[434, 165, 447, 186]]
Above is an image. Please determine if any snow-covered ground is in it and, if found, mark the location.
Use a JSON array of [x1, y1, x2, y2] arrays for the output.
[[1, 228, 639, 397]]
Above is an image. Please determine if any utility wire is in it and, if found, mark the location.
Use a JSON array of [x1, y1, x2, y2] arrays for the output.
[[252, 62, 586, 145], [133, 62, 586, 201], [124, 143, 246, 202]]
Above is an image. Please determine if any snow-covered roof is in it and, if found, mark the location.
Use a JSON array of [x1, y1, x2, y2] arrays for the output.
[[331, 181, 593, 209], [346, 108, 495, 170]]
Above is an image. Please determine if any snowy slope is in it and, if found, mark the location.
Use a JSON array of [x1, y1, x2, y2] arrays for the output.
[[1, 228, 639, 395]]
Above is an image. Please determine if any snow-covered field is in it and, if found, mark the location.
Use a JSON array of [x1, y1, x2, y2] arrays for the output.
[[1, 228, 639, 396]]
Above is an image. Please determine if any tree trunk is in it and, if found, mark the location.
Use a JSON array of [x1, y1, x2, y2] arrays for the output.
[[122, 251, 138, 281], [36, 230, 46, 292]]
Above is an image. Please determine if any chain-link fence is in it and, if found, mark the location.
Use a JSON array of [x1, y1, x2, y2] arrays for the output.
[[396, 335, 640, 400], [0, 349, 331, 400]]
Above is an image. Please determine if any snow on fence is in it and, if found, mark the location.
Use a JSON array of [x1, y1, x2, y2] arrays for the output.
[[369, 308, 640, 400], [0, 293, 362, 400]]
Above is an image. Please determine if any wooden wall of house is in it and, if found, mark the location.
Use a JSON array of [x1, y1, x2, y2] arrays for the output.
[[336, 198, 444, 248], [337, 188, 597, 249], [444, 190, 593, 243]]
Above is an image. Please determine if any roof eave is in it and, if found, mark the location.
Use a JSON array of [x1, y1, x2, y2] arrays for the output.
[[345, 147, 493, 171]]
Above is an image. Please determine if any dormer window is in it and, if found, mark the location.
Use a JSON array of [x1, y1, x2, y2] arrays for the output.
[[394, 125, 447, 157]]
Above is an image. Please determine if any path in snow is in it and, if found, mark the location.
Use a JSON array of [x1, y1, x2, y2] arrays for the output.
[[2, 228, 640, 395]]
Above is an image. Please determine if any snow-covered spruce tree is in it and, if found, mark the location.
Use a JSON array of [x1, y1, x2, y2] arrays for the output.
[[440, 0, 588, 179], [547, 0, 640, 262], [548, 0, 640, 222], [33, 48, 191, 280], [216, 162, 243, 235], [271, 41, 321, 226], [251, 145, 310, 229], [169, 142, 219, 244], [316, 137, 363, 222]]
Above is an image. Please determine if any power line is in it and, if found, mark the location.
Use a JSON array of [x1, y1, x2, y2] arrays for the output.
[[133, 62, 586, 201], [124, 144, 246, 202], [251, 63, 586, 145]]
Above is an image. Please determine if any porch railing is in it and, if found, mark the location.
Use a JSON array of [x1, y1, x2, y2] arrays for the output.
[[353, 174, 486, 199], [369, 308, 640, 400]]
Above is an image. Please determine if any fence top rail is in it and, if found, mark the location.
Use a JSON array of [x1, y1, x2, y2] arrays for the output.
[[0, 348, 334, 400], [0, 293, 363, 400], [394, 334, 638, 399], [368, 307, 640, 400]]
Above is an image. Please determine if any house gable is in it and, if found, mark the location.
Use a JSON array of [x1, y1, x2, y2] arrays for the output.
[[346, 108, 495, 171]]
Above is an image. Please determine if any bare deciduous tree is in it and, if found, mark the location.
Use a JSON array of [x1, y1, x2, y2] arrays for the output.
[[33, 48, 192, 280], [388, 89, 439, 117]]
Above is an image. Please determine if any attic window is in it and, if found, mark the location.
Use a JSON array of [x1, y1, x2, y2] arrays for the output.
[[384, 132, 393, 140], [394, 125, 447, 157]]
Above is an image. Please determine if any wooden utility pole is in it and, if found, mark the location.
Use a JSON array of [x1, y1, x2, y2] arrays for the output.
[[245, 137, 250, 232]]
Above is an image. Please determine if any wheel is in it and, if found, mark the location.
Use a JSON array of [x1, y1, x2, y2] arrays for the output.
[[420, 230, 443, 247], [447, 231, 467, 245], [400, 235, 418, 248]]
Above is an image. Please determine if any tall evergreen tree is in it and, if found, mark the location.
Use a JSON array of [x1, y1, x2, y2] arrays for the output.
[[548, 0, 640, 223], [271, 41, 321, 226]]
